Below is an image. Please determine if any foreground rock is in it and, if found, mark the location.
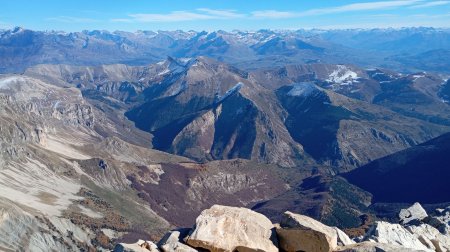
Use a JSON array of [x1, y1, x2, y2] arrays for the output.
[[158, 229, 197, 252], [277, 211, 338, 252], [185, 205, 278, 252], [113, 203, 450, 252], [114, 239, 159, 252], [427, 206, 450, 235], [399, 202, 428, 224], [406, 224, 450, 252], [337, 241, 428, 252], [362, 221, 431, 251], [333, 227, 355, 246]]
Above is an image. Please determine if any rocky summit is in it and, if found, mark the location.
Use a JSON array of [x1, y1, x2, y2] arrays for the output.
[[115, 203, 450, 252]]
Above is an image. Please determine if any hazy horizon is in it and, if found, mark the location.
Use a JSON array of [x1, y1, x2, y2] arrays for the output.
[[1, 0, 450, 31], [4, 25, 450, 34]]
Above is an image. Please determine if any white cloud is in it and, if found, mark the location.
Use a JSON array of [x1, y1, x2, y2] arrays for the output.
[[249, 1, 425, 19], [315, 11, 450, 29], [129, 12, 212, 22], [112, 9, 244, 23], [409, 0, 450, 8], [251, 10, 296, 19], [196, 8, 245, 18], [46, 16, 99, 23], [300, 0, 424, 16], [108, 1, 449, 26]]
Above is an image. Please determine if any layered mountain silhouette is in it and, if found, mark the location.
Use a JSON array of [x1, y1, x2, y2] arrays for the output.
[[26, 57, 450, 170], [2, 27, 450, 73]]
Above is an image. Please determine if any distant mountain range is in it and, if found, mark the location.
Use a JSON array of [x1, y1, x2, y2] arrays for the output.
[[1, 27, 450, 73]]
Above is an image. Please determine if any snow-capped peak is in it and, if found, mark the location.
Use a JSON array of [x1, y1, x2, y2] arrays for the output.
[[326, 65, 359, 84]]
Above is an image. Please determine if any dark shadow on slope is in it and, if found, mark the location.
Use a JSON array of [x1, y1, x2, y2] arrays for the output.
[[211, 93, 258, 160], [125, 95, 214, 151], [343, 132, 450, 203], [276, 84, 353, 162]]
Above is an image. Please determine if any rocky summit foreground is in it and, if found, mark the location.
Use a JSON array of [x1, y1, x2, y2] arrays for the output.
[[115, 203, 450, 252]]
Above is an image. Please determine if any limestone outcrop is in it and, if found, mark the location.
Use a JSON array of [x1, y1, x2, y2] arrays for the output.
[[399, 202, 428, 224], [158, 229, 197, 252], [277, 211, 338, 252], [114, 239, 159, 252], [185, 205, 278, 252], [115, 203, 450, 252], [362, 221, 431, 251]]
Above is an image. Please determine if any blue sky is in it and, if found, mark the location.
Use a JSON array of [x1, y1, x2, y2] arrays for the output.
[[1, 0, 450, 31]]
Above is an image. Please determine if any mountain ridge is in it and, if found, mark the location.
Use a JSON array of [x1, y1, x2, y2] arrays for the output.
[[2, 27, 450, 73]]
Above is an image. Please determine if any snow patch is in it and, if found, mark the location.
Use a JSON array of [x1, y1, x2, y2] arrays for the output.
[[158, 68, 170, 76], [412, 74, 425, 81], [326, 65, 359, 84], [216, 82, 243, 102], [0, 76, 26, 89], [287, 82, 319, 97], [177, 58, 193, 64]]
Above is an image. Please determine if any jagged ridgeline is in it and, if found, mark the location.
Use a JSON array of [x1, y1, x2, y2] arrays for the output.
[[0, 27, 450, 251], [2, 28, 450, 73]]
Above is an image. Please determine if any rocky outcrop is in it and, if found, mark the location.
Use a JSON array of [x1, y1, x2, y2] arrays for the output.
[[360, 202, 450, 252], [406, 224, 450, 252], [336, 241, 428, 252], [185, 205, 278, 252], [277, 211, 338, 252], [399, 202, 428, 224], [334, 227, 355, 246], [114, 239, 159, 252], [362, 221, 431, 251], [427, 206, 450, 235], [158, 229, 197, 252], [115, 203, 450, 252]]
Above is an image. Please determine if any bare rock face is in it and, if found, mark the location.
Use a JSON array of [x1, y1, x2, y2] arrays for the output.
[[333, 227, 355, 246], [427, 207, 450, 235], [336, 241, 428, 252], [276, 211, 338, 252], [362, 221, 431, 251], [406, 223, 450, 252], [399, 202, 428, 224], [158, 229, 197, 252], [185, 205, 278, 252], [114, 239, 159, 252]]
